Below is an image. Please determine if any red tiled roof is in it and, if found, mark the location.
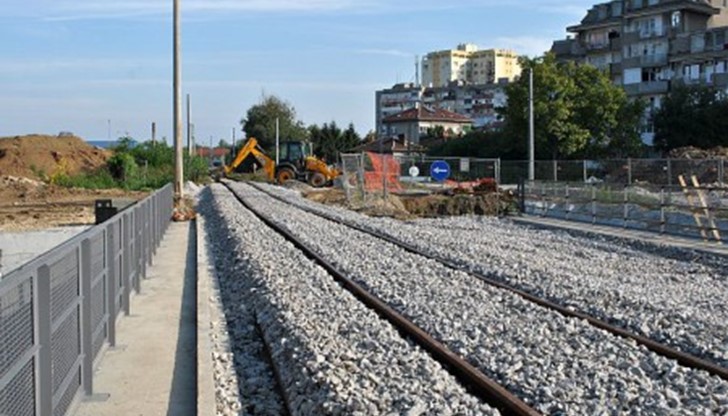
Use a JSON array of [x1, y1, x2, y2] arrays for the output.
[[383, 106, 472, 124], [196, 147, 231, 158]]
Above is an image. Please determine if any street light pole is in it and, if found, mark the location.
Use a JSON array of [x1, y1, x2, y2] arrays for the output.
[[528, 67, 535, 182], [173, 0, 184, 200]]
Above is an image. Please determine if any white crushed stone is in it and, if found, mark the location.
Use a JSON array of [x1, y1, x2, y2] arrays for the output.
[[200, 184, 499, 415], [238, 181, 728, 415]]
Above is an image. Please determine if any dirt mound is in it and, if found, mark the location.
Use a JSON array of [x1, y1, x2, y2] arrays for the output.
[[0, 134, 110, 180], [668, 146, 728, 159]]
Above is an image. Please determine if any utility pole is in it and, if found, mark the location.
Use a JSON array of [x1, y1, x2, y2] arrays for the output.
[[231, 127, 236, 164], [275, 117, 280, 165], [151, 122, 157, 143], [528, 67, 535, 182], [173, 0, 184, 200]]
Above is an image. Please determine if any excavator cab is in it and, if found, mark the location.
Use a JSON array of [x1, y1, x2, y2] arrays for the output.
[[225, 137, 339, 187]]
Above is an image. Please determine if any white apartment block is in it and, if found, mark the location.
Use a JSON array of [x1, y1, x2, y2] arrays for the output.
[[421, 43, 522, 88], [375, 81, 507, 136], [552, 0, 728, 146]]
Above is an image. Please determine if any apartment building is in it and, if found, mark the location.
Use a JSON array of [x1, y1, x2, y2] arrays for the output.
[[421, 44, 521, 88], [375, 81, 507, 137], [552, 0, 728, 145]]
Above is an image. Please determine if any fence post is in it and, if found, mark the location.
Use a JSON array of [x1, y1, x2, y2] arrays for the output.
[[565, 184, 571, 220], [105, 223, 117, 347], [623, 185, 629, 228], [627, 158, 633, 185], [583, 160, 587, 183], [541, 182, 547, 217], [720, 159, 725, 187], [660, 187, 666, 235], [36, 265, 52, 416], [591, 184, 597, 224], [553, 160, 558, 182], [80, 239, 94, 396], [496, 158, 502, 185]]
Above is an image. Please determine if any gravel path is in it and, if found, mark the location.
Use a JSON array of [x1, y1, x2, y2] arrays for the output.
[[234, 182, 728, 415], [201, 184, 498, 415], [256, 182, 728, 370]]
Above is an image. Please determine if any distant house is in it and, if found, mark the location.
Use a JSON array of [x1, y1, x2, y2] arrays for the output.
[[352, 136, 425, 156], [197, 147, 232, 164], [381, 105, 473, 145]]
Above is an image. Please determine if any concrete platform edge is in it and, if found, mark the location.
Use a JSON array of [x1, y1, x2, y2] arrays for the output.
[[512, 215, 728, 258], [196, 216, 217, 416]]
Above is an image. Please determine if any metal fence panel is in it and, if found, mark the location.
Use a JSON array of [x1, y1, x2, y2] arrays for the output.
[[0, 183, 173, 416]]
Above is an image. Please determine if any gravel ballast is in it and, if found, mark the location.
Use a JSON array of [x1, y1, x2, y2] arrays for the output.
[[234, 182, 728, 415], [200, 184, 499, 415], [256, 182, 728, 369]]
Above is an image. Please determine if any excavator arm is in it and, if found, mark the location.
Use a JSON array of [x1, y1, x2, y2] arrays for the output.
[[224, 137, 275, 180]]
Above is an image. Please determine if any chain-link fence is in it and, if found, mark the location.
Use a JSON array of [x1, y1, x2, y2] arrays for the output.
[[0, 184, 173, 416], [500, 159, 727, 186], [523, 181, 728, 243]]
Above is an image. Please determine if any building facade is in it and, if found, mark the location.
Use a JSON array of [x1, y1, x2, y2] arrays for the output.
[[552, 0, 728, 145], [375, 81, 507, 137], [421, 43, 521, 88]]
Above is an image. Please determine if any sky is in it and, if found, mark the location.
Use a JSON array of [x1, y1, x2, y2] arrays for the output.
[[0, 0, 597, 145]]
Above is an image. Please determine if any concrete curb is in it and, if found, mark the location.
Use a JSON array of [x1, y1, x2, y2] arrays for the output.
[[196, 216, 217, 416]]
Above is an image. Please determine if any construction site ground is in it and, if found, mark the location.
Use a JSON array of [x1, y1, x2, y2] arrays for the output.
[[0, 135, 147, 232]]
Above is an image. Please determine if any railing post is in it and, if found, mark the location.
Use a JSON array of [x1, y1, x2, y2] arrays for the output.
[[553, 160, 558, 182], [105, 223, 117, 347], [583, 160, 587, 183], [541, 182, 547, 217], [122, 213, 131, 316], [80, 238, 94, 396], [496, 158, 501, 185], [35, 265, 52, 416]]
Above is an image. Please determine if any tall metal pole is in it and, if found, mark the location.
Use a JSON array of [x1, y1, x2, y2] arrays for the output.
[[173, 0, 184, 200], [528, 67, 535, 182]]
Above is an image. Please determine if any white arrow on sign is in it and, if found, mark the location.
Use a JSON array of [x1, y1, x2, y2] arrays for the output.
[[432, 167, 448, 174]]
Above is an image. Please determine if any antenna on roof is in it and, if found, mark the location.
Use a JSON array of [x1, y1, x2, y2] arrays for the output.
[[415, 55, 420, 87]]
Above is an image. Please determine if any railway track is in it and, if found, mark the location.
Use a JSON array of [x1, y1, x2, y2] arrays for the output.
[[244, 180, 728, 382], [220, 180, 728, 414], [218, 182, 539, 415]]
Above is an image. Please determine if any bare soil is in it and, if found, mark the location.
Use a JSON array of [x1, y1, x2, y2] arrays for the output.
[[0, 135, 145, 232], [0, 134, 109, 180]]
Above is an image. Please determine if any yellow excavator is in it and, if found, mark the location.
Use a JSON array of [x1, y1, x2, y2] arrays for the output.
[[224, 137, 340, 187]]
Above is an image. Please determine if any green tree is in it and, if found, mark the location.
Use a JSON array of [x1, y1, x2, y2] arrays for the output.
[[500, 53, 643, 159], [653, 84, 728, 152], [308, 121, 361, 162], [241, 94, 308, 150]]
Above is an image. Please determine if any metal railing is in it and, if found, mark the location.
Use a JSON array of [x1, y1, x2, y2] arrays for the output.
[[523, 181, 728, 244], [0, 184, 174, 416]]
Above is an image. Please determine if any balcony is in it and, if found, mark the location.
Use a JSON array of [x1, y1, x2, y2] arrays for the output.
[[623, 80, 669, 95], [622, 53, 668, 68], [622, 30, 666, 44]]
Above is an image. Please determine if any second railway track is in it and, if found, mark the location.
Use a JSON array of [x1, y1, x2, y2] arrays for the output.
[[222, 179, 728, 414]]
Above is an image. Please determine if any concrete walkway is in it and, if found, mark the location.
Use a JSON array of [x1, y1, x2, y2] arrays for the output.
[[75, 221, 197, 416]]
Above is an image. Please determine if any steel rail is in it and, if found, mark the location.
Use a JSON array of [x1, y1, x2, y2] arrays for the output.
[[222, 182, 540, 416], [244, 180, 728, 382]]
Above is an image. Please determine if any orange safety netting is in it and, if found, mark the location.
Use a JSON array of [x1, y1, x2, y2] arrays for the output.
[[364, 152, 402, 191]]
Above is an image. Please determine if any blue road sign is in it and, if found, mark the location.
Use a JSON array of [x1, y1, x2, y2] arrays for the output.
[[430, 160, 451, 182]]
